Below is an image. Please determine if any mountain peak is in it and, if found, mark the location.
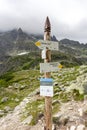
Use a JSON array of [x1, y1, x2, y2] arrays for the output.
[[18, 28, 23, 34], [51, 35, 58, 41]]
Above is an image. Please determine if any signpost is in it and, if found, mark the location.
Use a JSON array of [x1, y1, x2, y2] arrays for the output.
[[35, 16, 60, 130], [35, 40, 59, 50]]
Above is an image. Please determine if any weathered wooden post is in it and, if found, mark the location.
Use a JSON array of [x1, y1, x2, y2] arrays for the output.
[[35, 16, 60, 130], [44, 16, 52, 130]]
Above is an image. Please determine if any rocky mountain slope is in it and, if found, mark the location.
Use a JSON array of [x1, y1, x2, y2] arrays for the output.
[[0, 29, 87, 129], [0, 28, 87, 75], [0, 66, 87, 130], [0, 28, 87, 57], [0, 28, 38, 56]]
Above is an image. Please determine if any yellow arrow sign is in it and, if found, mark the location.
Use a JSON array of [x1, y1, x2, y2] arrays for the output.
[[35, 40, 59, 50], [58, 64, 63, 69], [35, 41, 41, 47]]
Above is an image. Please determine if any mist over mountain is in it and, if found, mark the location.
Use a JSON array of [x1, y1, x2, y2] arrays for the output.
[[0, 28, 39, 56], [0, 28, 87, 75], [0, 28, 87, 56]]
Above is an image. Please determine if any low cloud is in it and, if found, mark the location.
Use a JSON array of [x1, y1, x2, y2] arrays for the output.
[[0, 0, 87, 43]]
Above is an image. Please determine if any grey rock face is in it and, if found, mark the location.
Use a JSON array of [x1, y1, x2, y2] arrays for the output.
[[1, 97, 8, 103], [4, 106, 11, 112], [0, 110, 4, 117]]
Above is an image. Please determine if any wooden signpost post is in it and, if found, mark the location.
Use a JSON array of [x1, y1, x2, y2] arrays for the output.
[[43, 16, 52, 130], [35, 16, 60, 130]]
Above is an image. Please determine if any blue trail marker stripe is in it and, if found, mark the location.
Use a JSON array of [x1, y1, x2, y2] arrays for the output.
[[40, 78, 53, 82]]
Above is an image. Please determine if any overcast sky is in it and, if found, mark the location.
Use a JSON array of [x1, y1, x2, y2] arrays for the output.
[[0, 0, 87, 43]]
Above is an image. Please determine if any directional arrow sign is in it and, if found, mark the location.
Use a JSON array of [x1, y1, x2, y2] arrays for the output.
[[40, 62, 62, 73], [35, 40, 59, 50]]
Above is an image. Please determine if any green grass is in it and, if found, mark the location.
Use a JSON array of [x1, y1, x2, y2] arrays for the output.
[[0, 70, 40, 112], [0, 72, 14, 87]]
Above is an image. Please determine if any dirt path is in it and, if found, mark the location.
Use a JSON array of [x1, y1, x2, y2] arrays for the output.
[[0, 88, 44, 130]]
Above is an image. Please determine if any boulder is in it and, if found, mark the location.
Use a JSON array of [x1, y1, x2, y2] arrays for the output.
[[8, 85, 13, 89], [76, 124, 85, 130], [53, 116, 69, 126], [70, 125, 76, 130], [4, 106, 11, 112], [82, 81, 87, 94], [20, 85, 26, 90], [53, 82, 58, 86], [22, 115, 33, 125], [15, 98, 19, 102], [1, 97, 8, 103], [0, 110, 4, 117], [13, 83, 21, 89]]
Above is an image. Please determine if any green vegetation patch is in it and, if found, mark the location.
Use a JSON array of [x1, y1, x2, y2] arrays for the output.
[[0, 70, 40, 113], [0, 72, 14, 87]]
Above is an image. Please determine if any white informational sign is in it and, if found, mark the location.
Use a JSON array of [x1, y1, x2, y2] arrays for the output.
[[40, 86, 53, 97], [40, 62, 62, 73], [40, 78, 53, 97], [41, 49, 46, 59], [35, 40, 59, 50]]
